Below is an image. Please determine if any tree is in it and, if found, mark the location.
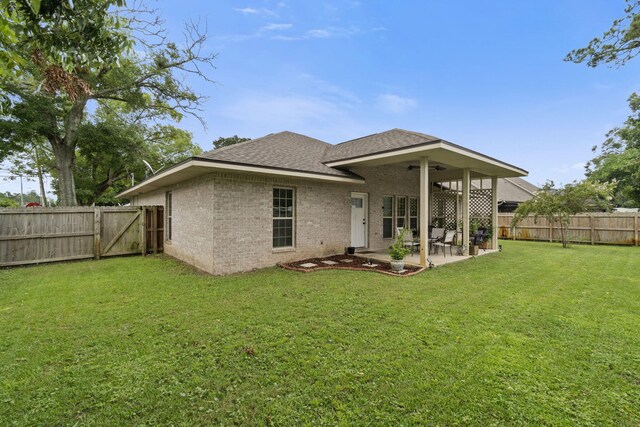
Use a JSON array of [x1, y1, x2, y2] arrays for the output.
[[1, 1, 215, 206], [0, 193, 19, 207], [512, 181, 615, 248], [213, 135, 250, 150], [565, 1, 640, 67], [71, 104, 201, 205], [586, 94, 640, 207], [566, 1, 640, 207]]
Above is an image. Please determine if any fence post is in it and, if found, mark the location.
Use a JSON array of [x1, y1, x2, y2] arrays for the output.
[[140, 206, 147, 256], [93, 207, 102, 259], [590, 215, 595, 245], [549, 222, 553, 243], [152, 206, 158, 254], [635, 214, 638, 247]]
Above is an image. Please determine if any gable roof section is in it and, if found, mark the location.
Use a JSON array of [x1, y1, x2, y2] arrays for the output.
[[117, 128, 528, 199], [498, 177, 539, 202], [323, 128, 527, 178], [197, 131, 356, 178], [440, 177, 538, 202], [323, 128, 440, 163]]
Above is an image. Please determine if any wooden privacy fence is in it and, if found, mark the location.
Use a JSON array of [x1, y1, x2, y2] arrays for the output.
[[498, 212, 639, 246], [0, 206, 164, 267]]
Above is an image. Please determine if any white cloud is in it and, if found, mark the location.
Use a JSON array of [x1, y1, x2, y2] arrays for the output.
[[234, 7, 278, 17], [261, 23, 293, 31], [376, 94, 417, 114], [306, 29, 331, 38], [271, 26, 363, 41], [234, 7, 258, 14]]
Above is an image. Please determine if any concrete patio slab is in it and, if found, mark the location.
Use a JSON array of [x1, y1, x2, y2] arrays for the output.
[[357, 247, 498, 267]]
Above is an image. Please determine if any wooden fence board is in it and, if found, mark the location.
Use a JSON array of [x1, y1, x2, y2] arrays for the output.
[[499, 213, 639, 246], [0, 206, 161, 267]]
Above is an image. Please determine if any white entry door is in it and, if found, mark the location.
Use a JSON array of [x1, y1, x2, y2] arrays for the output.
[[351, 193, 368, 247]]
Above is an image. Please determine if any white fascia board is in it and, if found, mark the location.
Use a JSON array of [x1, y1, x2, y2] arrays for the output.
[[118, 159, 365, 198], [325, 143, 441, 167], [325, 142, 528, 176]]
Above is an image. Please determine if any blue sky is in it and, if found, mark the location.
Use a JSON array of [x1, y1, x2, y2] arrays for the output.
[[4, 0, 640, 196]]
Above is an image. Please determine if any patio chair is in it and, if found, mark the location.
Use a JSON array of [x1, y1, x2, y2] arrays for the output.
[[432, 230, 456, 257], [429, 227, 445, 254], [396, 227, 420, 255]]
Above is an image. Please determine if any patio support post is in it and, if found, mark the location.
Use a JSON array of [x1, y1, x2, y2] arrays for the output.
[[419, 157, 429, 267], [491, 175, 498, 249], [462, 169, 470, 256]]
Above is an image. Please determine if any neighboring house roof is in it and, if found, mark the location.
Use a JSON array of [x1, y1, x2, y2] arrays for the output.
[[441, 177, 539, 203], [498, 177, 538, 203], [323, 128, 441, 163], [197, 131, 357, 179]]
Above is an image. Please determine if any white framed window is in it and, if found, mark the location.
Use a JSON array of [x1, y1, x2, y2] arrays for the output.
[[396, 196, 407, 230], [409, 197, 419, 233], [166, 191, 172, 241], [273, 187, 295, 248], [383, 195, 393, 238]]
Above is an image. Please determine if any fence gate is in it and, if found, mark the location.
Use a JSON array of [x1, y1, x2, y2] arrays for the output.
[[0, 206, 163, 267], [144, 206, 164, 254]]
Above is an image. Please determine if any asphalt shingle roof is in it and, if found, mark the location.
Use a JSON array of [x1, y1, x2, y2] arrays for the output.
[[322, 128, 441, 163], [472, 177, 539, 202], [196, 131, 358, 178]]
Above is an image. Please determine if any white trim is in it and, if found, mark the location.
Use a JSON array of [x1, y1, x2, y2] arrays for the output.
[[350, 192, 369, 248], [118, 159, 365, 198], [324, 141, 527, 176], [273, 186, 296, 249]]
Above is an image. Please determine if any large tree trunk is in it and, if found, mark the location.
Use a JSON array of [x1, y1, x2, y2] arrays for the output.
[[51, 142, 77, 206], [51, 98, 87, 206]]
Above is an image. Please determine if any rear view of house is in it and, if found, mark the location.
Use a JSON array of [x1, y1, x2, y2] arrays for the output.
[[118, 129, 527, 274]]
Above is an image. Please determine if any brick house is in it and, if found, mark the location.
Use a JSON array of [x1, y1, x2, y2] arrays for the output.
[[118, 129, 527, 275]]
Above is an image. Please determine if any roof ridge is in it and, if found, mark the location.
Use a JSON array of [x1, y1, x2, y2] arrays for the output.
[[201, 133, 274, 156], [201, 131, 331, 157], [503, 177, 537, 196], [331, 130, 385, 146], [396, 128, 440, 141]]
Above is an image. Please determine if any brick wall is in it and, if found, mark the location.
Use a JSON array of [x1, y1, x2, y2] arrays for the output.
[[209, 172, 352, 274], [132, 165, 419, 275], [134, 176, 215, 273], [352, 165, 421, 249]]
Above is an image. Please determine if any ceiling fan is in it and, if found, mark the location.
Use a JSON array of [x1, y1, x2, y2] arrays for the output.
[[407, 164, 447, 171]]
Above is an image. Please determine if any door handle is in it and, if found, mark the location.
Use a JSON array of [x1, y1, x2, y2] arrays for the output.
[[362, 219, 366, 225]]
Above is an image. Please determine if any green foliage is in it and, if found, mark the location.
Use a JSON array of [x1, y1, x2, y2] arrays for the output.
[[566, 0, 640, 67], [213, 135, 250, 150], [567, 4, 640, 208], [71, 102, 202, 205], [512, 180, 615, 247], [0, 0, 131, 78], [0, 193, 19, 207], [0, 1, 216, 205], [387, 229, 412, 260], [586, 93, 640, 207], [1, 242, 640, 424], [0, 190, 42, 206]]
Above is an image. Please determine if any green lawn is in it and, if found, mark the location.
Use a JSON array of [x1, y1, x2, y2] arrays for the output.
[[1, 241, 639, 425]]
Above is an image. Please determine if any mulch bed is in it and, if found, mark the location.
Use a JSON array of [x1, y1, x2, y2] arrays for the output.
[[280, 254, 425, 276]]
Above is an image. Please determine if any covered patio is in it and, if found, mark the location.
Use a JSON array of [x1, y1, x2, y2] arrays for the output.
[[327, 129, 528, 268], [357, 246, 500, 268]]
